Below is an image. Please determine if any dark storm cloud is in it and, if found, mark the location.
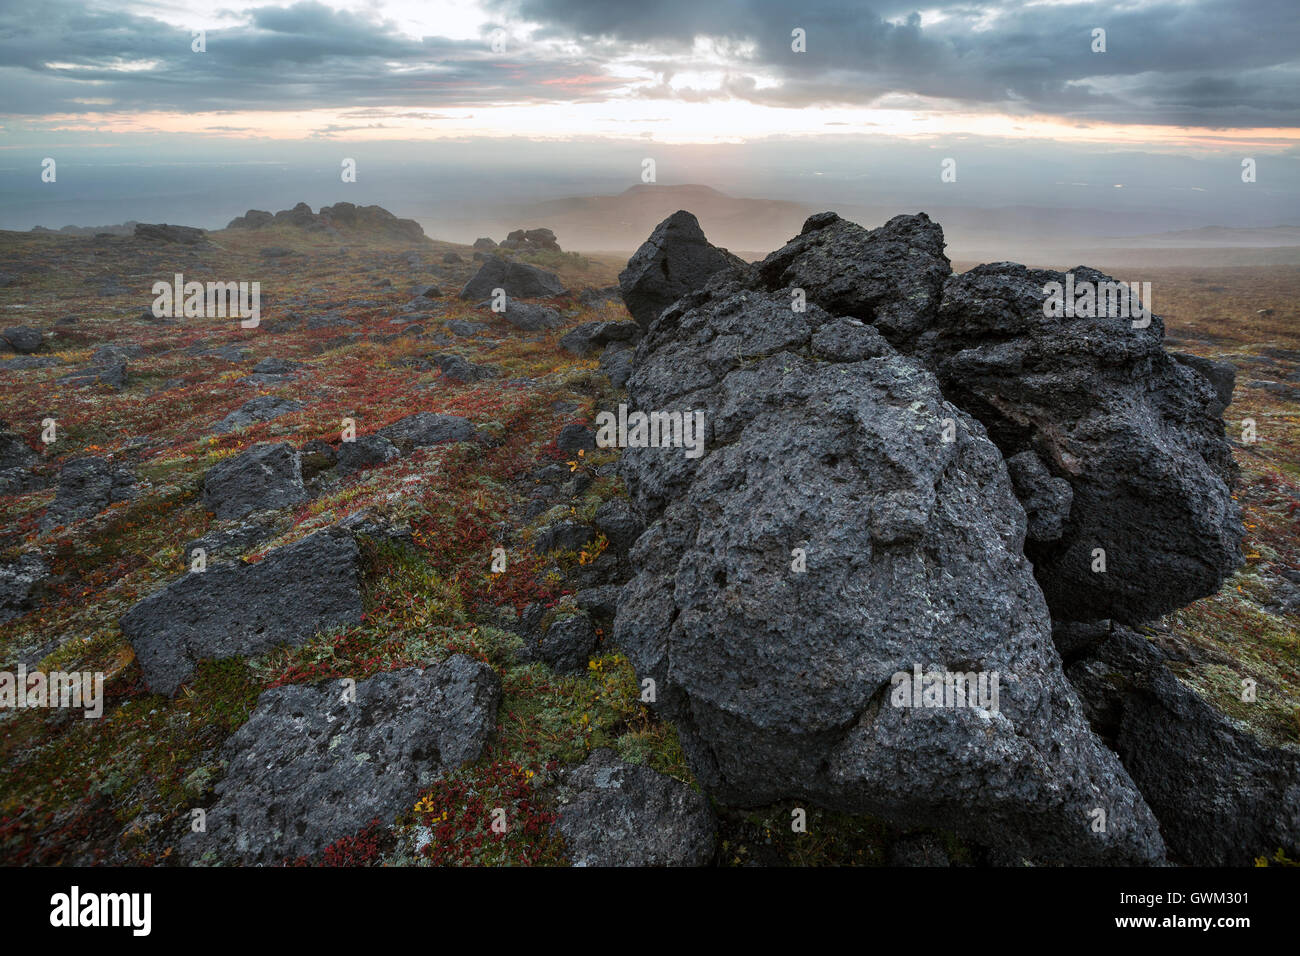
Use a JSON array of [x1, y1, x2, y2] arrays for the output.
[[0, 0, 621, 116], [0, 0, 1294, 128], [495, 0, 1300, 126]]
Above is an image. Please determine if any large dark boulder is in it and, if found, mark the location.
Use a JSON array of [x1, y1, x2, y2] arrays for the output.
[[927, 263, 1243, 623], [613, 275, 1165, 864], [1068, 626, 1300, 866], [377, 412, 476, 452], [211, 396, 304, 434], [554, 749, 717, 866], [201, 443, 306, 520], [1, 326, 43, 354], [754, 211, 951, 346], [120, 528, 363, 695], [518, 611, 598, 675], [459, 258, 565, 301], [617, 210, 745, 331], [40, 457, 135, 531], [336, 434, 400, 476], [181, 655, 499, 864], [500, 301, 562, 331]]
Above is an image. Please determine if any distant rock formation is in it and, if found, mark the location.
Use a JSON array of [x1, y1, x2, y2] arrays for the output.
[[225, 202, 424, 241], [135, 223, 206, 244], [499, 227, 560, 252], [31, 222, 137, 237]]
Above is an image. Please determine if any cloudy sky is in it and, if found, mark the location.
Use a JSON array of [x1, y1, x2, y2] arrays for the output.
[[1, 0, 1297, 233]]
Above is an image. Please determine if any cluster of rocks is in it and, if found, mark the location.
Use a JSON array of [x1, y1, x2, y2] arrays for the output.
[[607, 208, 1279, 865], [119, 411, 479, 696], [226, 202, 424, 242], [498, 227, 560, 252]]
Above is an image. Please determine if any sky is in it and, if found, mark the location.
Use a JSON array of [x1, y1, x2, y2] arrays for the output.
[[1, 0, 1297, 235]]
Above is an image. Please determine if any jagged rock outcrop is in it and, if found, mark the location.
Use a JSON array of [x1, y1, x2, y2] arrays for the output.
[[121, 528, 363, 695], [1068, 625, 1300, 866], [618, 210, 745, 330], [459, 258, 566, 301], [180, 655, 499, 864], [613, 271, 1166, 864], [225, 202, 423, 241], [755, 211, 951, 346], [926, 263, 1243, 623]]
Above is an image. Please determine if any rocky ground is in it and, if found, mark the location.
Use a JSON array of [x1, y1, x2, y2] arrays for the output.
[[0, 206, 1296, 866]]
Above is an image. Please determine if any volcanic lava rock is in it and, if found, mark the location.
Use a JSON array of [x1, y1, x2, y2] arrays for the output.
[[336, 434, 400, 476], [1005, 451, 1073, 544], [0, 553, 51, 625], [0, 426, 41, 494], [431, 353, 496, 383], [554, 749, 717, 866], [613, 276, 1165, 865], [121, 528, 363, 696], [1068, 625, 1300, 866], [201, 442, 306, 520], [753, 211, 952, 347], [1, 326, 43, 354], [617, 210, 745, 331], [377, 412, 476, 452], [180, 655, 499, 864], [40, 457, 135, 531], [518, 611, 598, 675], [499, 301, 562, 331], [559, 320, 641, 357], [459, 258, 565, 301], [212, 395, 304, 434], [927, 262, 1243, 623]]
